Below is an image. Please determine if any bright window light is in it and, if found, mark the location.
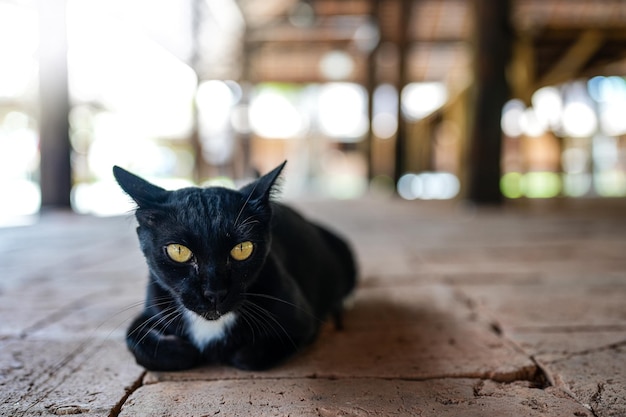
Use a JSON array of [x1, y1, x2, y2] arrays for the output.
[[562, 102, 597, 138], [519, 107, 547, 138], [318, 83, 368, 140], [319, 50, 355, 80], [196, 80, 238, 134], [249, 87, 304, 139], [531, 86, 562, 130], [0, 3, 37, 99], [501, 99, 526, 137], [67, 0, 197, 139], [397, 172, 460, 200], [373, 84, 398, 139], [0, 179, 40, 220], [401, 82, 447, 121]]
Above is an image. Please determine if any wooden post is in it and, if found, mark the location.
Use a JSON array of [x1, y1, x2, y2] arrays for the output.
[[466, 0, 512, 204], [393, 0, 411, 185], [365, 0, 380, 181], [189, 0, 204, 183], [38, 0, 72, 209]]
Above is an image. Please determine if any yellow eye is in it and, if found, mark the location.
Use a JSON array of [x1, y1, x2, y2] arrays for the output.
[[230, 241, 254, 261], [166, 244, 193, 263]]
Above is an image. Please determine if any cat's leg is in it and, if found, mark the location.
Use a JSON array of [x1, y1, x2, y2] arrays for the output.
[[126, 311, 202, 371], [332, 288, 357, 330]]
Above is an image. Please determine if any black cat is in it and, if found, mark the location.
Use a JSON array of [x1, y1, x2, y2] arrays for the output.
[[113, 161, 356, 371]]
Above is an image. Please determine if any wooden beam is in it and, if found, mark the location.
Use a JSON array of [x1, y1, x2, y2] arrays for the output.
[[510, 36, 535, 104], [537, 29, 604, 89]]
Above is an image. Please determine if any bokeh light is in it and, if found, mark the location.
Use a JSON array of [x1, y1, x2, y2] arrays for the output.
[[372, 84, 398, 139], [0, 2, 37, 99], [401, 82, 447, 121], [531, 86, 562, 130], [318, 83, 368, 140], [501, 99, 526, 137], [561, 101, 597, 138], [397, 172, 460, 200], [249, 86, 305, 139]]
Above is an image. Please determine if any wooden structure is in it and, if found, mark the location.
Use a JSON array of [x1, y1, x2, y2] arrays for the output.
[[36, 0, 626, 206]]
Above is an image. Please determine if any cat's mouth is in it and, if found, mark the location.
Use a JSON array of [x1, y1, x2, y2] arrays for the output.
[[182, 290, 242, 321], [189, 300, 240, 321], [199, 310, 223, 321]]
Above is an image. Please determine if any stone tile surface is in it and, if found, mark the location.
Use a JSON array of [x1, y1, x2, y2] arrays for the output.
[[544, 346, 626, 417], [119, 378, 593, 417], [1, 199, 625, 416]]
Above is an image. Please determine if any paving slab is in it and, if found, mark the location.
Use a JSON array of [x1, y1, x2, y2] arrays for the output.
[[509, 330, 626, 363], [0, 338, 143, 417], [542, 345, 626, 417], [119, 378, 593, 417], [459, 282, 626, 330], [145, 285, 536, 384]]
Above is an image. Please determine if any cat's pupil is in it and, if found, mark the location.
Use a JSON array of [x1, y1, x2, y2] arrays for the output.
[[230, 241, 254, 261], [166, 243, 193, 263]]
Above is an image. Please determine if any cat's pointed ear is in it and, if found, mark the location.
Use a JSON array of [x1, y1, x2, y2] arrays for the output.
[[240, 160, 286, 203], [113, 166, 169, 208]]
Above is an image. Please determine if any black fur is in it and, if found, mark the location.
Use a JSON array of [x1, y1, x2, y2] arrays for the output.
[[113, 161, 356, 371]]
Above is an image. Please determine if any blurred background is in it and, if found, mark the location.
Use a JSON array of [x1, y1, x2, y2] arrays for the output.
[[1, 0, 626, 225]]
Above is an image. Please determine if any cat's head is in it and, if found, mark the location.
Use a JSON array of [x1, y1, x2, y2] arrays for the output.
[[113, 162, 286, 321]]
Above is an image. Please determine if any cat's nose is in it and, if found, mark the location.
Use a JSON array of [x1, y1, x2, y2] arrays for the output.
[[203, 289, 228, 306]]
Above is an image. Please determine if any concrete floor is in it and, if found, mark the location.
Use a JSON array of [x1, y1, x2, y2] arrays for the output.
[[1, 198, 625, 416]]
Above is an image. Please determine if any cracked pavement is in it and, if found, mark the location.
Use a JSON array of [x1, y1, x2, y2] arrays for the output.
[[1, 199, 625, 416]]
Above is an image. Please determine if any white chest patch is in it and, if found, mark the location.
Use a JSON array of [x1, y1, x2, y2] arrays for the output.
[[184, 310, 237, 350]]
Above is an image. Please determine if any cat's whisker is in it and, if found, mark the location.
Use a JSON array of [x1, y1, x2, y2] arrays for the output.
[[239, 305, 276, 345], [128, 306, 179, 344], [235, 217, 260, 235], [239, 216, 259, 226], [153, 311, 184, 352], [240, 303, 274, 342], [236, 307, 257, 344], [125, 304, 175, 337], [243, 292, 323, 324], [83, 297, 175, 348], [89, 299, 146, 338], [242, 300, 297, 350], [132, 313, 178, 350], [144, 307, 180, 335], [233, 182, 259, 228]]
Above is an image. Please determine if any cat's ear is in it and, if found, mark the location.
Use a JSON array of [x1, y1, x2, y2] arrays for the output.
[[113, 166, 169, 208], [240, 160, 286, 203]]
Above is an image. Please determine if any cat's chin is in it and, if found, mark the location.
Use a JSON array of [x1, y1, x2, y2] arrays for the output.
[[183, 309, 238, 350]]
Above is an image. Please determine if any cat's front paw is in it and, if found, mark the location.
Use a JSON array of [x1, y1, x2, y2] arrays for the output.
[[229, 343, 296, 371], [127, 331, 201, 371]]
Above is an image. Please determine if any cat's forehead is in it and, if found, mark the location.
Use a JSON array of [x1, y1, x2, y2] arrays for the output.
[[169, 186, 249, 228]]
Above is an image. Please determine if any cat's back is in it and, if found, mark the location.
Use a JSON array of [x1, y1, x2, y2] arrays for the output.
[[268, 202, 356, 314]]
